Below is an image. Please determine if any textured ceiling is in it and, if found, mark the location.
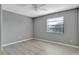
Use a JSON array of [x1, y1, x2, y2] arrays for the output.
[[2, 4, 79, 18]]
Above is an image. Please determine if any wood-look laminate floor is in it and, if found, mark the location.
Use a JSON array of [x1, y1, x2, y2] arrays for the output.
[[2, 39, 79, 55]]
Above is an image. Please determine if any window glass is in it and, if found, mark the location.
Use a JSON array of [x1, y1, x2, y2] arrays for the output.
[[47, 16, 64, 33]]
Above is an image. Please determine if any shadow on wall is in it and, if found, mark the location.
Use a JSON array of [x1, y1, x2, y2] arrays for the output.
[[0, 4, 1, 52]]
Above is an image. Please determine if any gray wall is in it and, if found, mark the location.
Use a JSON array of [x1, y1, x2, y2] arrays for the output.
[[2, 8, 79, 46], [0, 5, 1, 50], [2, 10, 33, 45], [34, 9, 78, 46], [78, 8, 79, 45]]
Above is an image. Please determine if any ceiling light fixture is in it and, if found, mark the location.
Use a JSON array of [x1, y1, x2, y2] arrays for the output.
[[32, 4, 47, 11]]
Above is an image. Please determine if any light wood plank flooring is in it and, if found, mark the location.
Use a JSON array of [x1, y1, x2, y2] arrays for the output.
[[2, 39, 79, 55]]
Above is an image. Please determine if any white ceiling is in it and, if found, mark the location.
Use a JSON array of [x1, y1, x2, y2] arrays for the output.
[[2, 4, 79, 18]]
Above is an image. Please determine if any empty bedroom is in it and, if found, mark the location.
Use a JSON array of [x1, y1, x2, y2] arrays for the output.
[[1, 4, 79, 55]]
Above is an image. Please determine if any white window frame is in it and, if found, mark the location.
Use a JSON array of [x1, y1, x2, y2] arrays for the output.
[[47, 16, 64, 33]]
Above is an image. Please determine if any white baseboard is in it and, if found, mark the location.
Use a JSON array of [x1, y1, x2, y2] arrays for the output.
[[34, 38, 79, 48], [2, 38, 33, 47], [2, 38, 79, 49]]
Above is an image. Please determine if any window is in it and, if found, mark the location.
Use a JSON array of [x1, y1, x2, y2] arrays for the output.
[[47, 16, 64, 33]]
